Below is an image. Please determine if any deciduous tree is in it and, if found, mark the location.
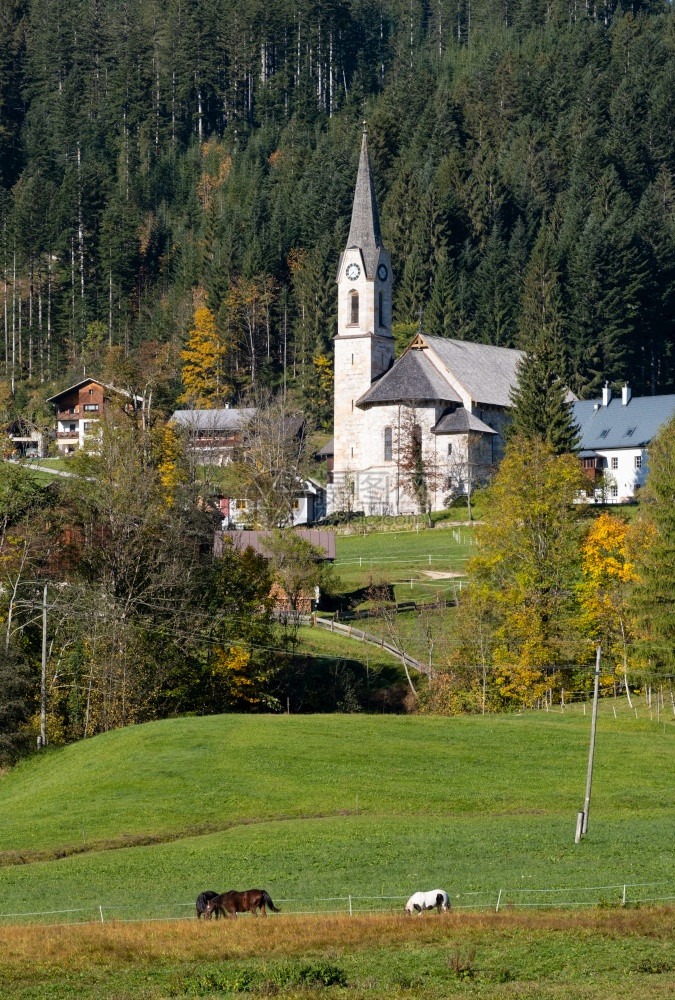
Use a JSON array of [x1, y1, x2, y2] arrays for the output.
[[462, 435, 585, 707], [179, 305, 229, 408]]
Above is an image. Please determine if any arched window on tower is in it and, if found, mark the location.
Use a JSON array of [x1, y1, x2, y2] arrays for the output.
[[383, 426, 393, 461], [378, 291, 384, 327], [350, 291, 359, 326]]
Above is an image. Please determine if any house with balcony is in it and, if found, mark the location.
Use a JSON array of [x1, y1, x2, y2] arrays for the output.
[[573, 383, 675, 502], [169, 407, 257, 465], [47, 378, 142, 453]]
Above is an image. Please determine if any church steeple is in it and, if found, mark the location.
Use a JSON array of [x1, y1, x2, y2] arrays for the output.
[[331, 124, 394, 512], [346, 123, 382, 279]]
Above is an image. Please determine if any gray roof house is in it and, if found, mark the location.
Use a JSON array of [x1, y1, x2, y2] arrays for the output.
[[170, 407, 304, 467], [572, 383, 675, 502]]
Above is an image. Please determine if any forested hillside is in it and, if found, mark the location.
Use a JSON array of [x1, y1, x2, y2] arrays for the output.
[[0, 0, 673, 428]]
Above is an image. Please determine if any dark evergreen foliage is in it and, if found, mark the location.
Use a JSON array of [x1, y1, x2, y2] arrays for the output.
[[0, 0, 672, 425], [509, 341, 581, 455]]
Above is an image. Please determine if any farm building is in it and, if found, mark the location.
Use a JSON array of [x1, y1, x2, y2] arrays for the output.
[[5, 417, 48, 458], [214, 529, 335, 613]]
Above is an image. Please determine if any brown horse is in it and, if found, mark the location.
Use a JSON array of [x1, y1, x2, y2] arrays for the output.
[[203, 889, 280, 919]]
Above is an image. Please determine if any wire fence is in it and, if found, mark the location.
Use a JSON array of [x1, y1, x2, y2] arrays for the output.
[[1, 882, 673, 927]]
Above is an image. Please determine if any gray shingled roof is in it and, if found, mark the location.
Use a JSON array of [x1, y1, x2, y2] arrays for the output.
[[345, 129, 382, 279], [432, 408, 497, 435], [573, 393, 675, 450], [356, 349, 462, 407], [422, 336, 523, 407], [316, 438, 334, 457], [170, 408, 257, 431]]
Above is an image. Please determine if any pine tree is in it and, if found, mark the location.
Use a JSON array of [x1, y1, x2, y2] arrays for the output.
[[395, 245, 427, 324], [425, 253, 457, 338], [509, 224, 579, 455], [178, 304, 229, 407], [473, 224, 514, 347]]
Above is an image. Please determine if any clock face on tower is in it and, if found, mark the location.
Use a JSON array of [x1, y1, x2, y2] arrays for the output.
[[377, 263, 388, 281], [346, 262, 361, 281]]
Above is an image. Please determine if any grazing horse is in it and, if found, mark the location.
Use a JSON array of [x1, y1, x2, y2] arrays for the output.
[[204, 889, 280, 919], [404, 889, 450, 914], [196, 890, 220, 919]]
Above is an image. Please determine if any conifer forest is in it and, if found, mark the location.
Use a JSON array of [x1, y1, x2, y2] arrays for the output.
[[0, 0, 673, 426]]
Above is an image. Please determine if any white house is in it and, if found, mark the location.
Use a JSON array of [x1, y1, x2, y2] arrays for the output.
[[330, 126, 524, 515], [574, 384, 675, 502], [222, 478, 326, 528]]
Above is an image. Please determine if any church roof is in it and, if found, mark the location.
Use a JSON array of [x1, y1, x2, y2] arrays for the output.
[[345, 128, 382, 279], [356, 348, 462, 408], [432, 408, 497, 435], [422, 336, 523, 407]]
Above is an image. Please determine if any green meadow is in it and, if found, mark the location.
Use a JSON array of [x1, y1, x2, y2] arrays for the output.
[[0, 712, 672, 923], [332, 526, 472, 604]]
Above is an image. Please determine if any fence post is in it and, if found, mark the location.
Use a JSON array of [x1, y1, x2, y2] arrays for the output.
[[99, 905, 104, 923], [622, 884, 627, 907], [348, 895, 353, 916], [575, 810, 584, 843], [495, 889, 502, 913]]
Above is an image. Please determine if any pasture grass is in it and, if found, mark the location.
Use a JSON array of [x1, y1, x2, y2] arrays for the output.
[[333, 527, 473, 604], [0, 909, 673, 998], [291, 625, 405, 673], [1, 710, 672, 857], [0, 711, 673, 924]]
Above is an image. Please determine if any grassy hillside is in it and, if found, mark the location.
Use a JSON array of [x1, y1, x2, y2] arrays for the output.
[[0, 711, 673, 923]]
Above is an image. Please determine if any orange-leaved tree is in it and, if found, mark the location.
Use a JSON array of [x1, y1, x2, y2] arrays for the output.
[[178, 305, 229, 408]]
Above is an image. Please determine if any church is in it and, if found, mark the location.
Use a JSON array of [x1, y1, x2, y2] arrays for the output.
[[329, 127, 524, 516]]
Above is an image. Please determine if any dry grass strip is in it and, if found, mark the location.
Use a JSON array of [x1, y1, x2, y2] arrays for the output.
[[0, 907, 672, 969]]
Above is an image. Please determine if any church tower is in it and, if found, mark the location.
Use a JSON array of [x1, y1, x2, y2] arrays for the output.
[[332, 124, 394, 506]]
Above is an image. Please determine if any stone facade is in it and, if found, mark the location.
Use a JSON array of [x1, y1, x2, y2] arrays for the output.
[[330, 130, 519, 516]]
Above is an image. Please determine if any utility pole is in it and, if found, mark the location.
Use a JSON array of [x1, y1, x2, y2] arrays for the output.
[[579, 644, 601, 837], [39, 582, 47, 749]]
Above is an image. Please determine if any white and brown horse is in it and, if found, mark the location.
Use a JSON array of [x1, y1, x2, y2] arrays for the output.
[[405, 889, 450, 914]]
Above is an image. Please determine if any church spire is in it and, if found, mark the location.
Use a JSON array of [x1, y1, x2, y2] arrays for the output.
[[346, 122, 382, 277]]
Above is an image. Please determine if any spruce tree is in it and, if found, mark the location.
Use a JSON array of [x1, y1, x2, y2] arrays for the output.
[[425, 253, 457, 338], [509, 224, 580, 455]]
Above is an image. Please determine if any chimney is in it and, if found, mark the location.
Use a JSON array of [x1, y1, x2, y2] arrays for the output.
[[602, 382, 611, 407], [622, 383, 632, 406]]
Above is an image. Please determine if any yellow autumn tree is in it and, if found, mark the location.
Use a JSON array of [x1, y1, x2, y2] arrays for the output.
[[178, 305, 229, 407], [155, 423, 188, 506], [311, 353, 333, 425], [460, 435, 586, 709], [211, 645, 277, 708], [579, 512, 640, 704]]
